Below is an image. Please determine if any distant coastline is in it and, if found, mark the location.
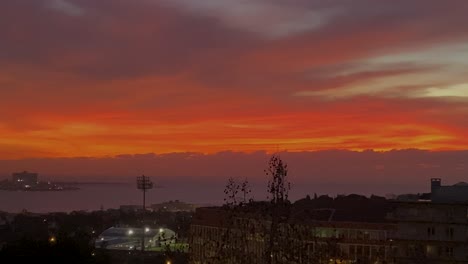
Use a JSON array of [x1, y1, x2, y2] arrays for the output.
[[0, 181, 134, 191], [54, 181, 130, 185], [0, 186, 79, 192]]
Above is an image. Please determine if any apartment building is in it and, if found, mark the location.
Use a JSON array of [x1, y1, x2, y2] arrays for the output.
[[189, 206, 396, 264]]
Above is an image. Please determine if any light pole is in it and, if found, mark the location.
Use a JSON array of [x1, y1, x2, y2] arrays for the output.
[[137, 175, 153, 253]]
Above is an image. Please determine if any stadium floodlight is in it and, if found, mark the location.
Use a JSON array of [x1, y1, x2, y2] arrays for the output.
[[137, 175, 153, 211], [136, 175, 153, 252]]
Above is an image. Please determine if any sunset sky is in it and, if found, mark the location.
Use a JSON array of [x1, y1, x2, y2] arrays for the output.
[[1, 0, 468, 160]]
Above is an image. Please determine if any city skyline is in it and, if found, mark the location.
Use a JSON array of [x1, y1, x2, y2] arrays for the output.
[[1, 0, 468, 160]]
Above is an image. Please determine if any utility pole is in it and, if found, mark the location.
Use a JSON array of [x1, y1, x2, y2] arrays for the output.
[[137, 175, 153, 253]]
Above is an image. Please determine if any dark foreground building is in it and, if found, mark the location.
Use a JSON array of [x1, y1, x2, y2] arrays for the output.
[[189, 179, 468, 264], [189, 196, 397, 264], [388, 178, 468, 263]]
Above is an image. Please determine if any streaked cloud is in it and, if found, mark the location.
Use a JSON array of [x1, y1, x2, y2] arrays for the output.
[[161, 0, 340, 39], [47, 0, 84, 16], [421, 84, 468, 98]]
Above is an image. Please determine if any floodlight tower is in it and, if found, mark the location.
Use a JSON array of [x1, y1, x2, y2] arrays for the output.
[[137, 175, 153, 211], [137, 175, 153, 252]]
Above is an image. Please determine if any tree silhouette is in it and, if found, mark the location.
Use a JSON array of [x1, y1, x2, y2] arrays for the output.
[[263, 154, 291, 264], [192, 155, 345, 264]]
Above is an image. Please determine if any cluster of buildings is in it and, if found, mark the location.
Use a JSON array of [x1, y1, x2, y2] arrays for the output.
[[0, 171, 77, 191], [120, 200, 197, 213], [189, 178, 468, 264]]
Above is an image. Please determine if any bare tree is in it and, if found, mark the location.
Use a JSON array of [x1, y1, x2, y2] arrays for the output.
[[266, 155, 290, 205], [201, 177, 255, 264], [224, 177, 240, 208], [263, 155, 344, 264], [264, 154, 291, 264], [240, 178, 252, 205], [194, 155, 343, 264]]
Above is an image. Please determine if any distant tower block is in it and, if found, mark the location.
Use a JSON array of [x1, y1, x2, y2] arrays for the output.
[[431, 178, 442, 193]]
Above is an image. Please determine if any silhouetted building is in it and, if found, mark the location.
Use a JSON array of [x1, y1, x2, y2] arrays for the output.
[[119, 205, 143, 213], [388, 201, 468, 263], [430, 178, 468, 203], [388, 178, 468, 263], [151, 200, 196, 212]]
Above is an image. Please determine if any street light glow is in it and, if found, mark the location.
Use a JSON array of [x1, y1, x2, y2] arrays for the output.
[[128, 229, 134, 235], [145, 227, 150, 233]]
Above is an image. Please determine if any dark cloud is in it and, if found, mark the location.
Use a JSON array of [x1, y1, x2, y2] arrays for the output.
[[2, 0, 468, 84], [0, 0, 257, 80]]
